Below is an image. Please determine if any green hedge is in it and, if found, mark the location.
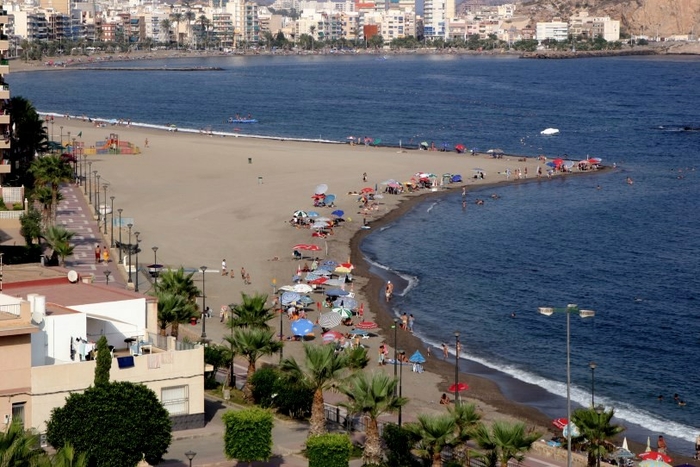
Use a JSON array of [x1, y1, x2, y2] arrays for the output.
[[250, 366, 313, 419], [306, 433, 351, 467], [382, 423, 421, 467], [222, 407, 273, 463]]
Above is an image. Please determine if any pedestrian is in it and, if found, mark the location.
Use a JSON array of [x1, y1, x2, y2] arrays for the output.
[[694, 434, 700, 459], [657, 435, 667, 454], [205, 306, 211, 318], [378, 345, 386, 365], [145, 138, 149, 148], [401, 312, 408, 330], [95, 245, 101, 264], [385, 281, 393, 302], [426, 346, 431, 357], [363, 172, 367, 182], [241, 267, 246, 281], [408, 314, 415, 333], [462, 187, 467, 198], [221, 259, 227, 276], [456, 342, 462, 355], [245, 272, 251, 285], [102, 247, 109, 264], [442, 343, 448, 359]]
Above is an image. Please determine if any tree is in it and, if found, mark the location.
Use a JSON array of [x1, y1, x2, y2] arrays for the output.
[[46, 381, 172, 466], [227, 292, 273, 329], [204, 344, 231, 388], [170, 12, 183, 47], [156, 290, 197, 337], [93, 336, 111, 386], [222, 408, 273, 465], [49, 443, 88, 467], [184, 10, 196, 47], [280, 344, 350, 436], [449, 402, 481, 465], [571, 407, 625, 467], [340, 371, 407, 465], [0, 420, 45, 467], [344, 345, 369, 370], [8, 96, 47, 185], [404, 413, 456, 467], [157, 267, 200, 304], [42, 225, 75, 266], [224, 327, 282, 400], [160, 19, 172, 44], [20, 206, 42, 245], [29, 155, 73, 223], [472, 420, 540, 467]]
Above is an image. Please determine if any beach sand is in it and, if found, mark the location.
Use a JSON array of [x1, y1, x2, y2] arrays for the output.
[[47, 117, 636, 455]]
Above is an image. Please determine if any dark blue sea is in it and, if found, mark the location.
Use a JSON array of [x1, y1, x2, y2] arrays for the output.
[[12, 54, 700, 453]]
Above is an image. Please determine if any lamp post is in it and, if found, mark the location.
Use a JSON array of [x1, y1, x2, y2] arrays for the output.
[[200, 266, 207, 340], [127, 223, 133, 284], [134, 232, 140, 292], [60, 125, 63, 146], [398, 349, 405, 427], [454, 331, 460, 405], [594, 405, 604, 467], [185, 450, 196, 467], [82, 155, 87, 192], [102, 184, 108, 233], [117, 209, 123, 262], [95, 174, 101, 218], [110, 196, 115, 247], [88, 163, 93, 203], [538, 304, 596, 467], [152, 246, 159, 289], [104, 270, 111, 285], [589, 361, 597, 407], [279, 303, 284, 363]]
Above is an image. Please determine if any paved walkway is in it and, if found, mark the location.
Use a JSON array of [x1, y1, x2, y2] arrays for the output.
[[56, 183, 148, 290]]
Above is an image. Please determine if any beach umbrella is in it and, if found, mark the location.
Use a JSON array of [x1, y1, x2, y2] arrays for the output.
[[611, 448, 635, 460], [311, 222, 330, 230], [381, 179, 399, 185], [409, 350, 426, 363], [563, 160, 575, 169], [315, 184, 328, 195], [360, 187, 374, 193], [325, 194, 336, 204], [333, 297, 358, 310], [291, 319, 314, 336], [293, 284, 313, 294], [308, 277, 328, 285], [323, 278, 346, 287], [449, 382, 469, 392], [646, 437, 652, 452], [622, 437, 630, 452], [322, 330, 343, 343], [325, 288, 349, 297], [319, 313, 343, 329], [312, 269, 333, 276], [349, 329, 369, 336], [639, 453, 673, 463], [589, 157, 603, 164], [545, 161, 556, 168], [355, 321, 378, 330], [332, 209, 344, 217], [307, 211, 320, 218], [334, 266, 352, 274], [293, 210, 308, 218], [281, 291, 301, 305], [278, 285, 297, 292], [552, 418, 568, 430], [315, 216, 332, 222], [638, 461, 672, 467], [320, 260, 339, 268], [332, 307, 353, 319], [297, 295, 315, 305], [562, 423, 580, 438], [293, 244, 321, 251]]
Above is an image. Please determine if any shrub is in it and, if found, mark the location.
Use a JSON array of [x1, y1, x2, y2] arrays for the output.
[[250, 366, 279, 408], [382, 423, 421, 467], [222, 407, 273, 463], [13, 202, 24, 210], [250, 367, 313, 419], [306, 433, 351, 467], [0, 198, 6, 210]]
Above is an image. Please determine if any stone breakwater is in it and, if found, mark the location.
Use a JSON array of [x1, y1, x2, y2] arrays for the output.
[[521, 49, 659, 59]]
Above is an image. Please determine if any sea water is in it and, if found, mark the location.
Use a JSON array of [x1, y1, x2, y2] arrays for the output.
[[13, 54, 700, 453]]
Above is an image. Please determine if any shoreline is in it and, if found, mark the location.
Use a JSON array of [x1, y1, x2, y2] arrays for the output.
[[24, 115, 696, 462]]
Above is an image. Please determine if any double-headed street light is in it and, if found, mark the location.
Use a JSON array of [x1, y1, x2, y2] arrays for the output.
[[152, 246, 159, 290], [454, 331, 460, 405], [398, 349, 405, 427], [117, 209, 123, 262], [200, 266, 208, 340], [538, 304, 596, 467], [110, 196, 115, 247], [134, 232, 140, 292], [127, 223, 133, 284], [589, 361, 597, 407]]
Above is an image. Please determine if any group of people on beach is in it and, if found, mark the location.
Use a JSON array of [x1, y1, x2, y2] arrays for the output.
[[220, 260, 251, 284], [94, 245, 110, 264]]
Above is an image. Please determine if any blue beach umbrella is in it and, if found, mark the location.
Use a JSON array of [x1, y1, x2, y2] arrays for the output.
[[307, 211, 320, 218], [291, 319, 315, 336], [281, 291, 301, 305], [298, 295, 315, 305], [323, 279, 346, 287], [332, 209, 344, 217], [409, 350, 426, 363], [325, 288, 350, 297], [348, 329, 368, 336], [546, 161, 556, 168], [325, 194, 336, 204], [321, 260, 338, 268], [333, 297, 358, 310]]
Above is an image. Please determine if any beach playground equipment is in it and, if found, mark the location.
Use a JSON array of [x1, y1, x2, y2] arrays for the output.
[[84, 134, 141, 155]]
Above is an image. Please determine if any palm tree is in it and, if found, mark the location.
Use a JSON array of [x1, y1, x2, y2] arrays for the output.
[[571, 407, 625, 467], [184, 10, 196, 47], [49, 443, 88, 467], [197, 15, 211, 49], [0, 420, 45, 467], [32, 186, 61, 226], [405, 413, 456, 467], [223, 327, 281, 400], [473, 420, 541, 467], [280, 344, 350, 436], [160, 19, 172, 45], [170, 12, 184, 47], [9, 96, 48, 182], [340, 371, 407, 465], [449, 402, 481, 466], [227, 292, 273, 329], [156, 291, 198, 337], [43, 225, 75, 266], [157, 267, 200, 305], [29, 155, 73, 223], [344, 345, 369, 370]]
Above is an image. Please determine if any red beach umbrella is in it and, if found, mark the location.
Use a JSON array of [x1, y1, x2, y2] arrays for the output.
[[552, 418, 568, 430], [360, 187, 374, 193], [355, 321, 378, 330], [638, 452, 672, 463], [308, 277, 328, 285], [449, 382, 469, 392], [293, 244, 321, 251]]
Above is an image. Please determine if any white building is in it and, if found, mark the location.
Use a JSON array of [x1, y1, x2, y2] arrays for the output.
[[536, 21, 568, 43]]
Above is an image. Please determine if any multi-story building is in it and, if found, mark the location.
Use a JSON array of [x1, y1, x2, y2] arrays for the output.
[[591, 16, 619, 41], [536, 21, 568, 43], [0, 5, 9, 181], [12, 10, 49, 42], [243, 2, 259, 43], [211, 12, 234, 48], [340, 11, 360, 42], [47, 11, 71, 42], [423, 0, 453, 39]]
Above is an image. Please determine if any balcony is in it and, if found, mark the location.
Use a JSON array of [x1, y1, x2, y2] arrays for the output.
[[0, 140, 9, 149], [0, 84, 9, 99], [0, 114, 8, 125]]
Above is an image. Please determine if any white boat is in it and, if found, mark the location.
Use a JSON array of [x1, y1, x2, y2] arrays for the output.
[[541, 128, 560, 135]]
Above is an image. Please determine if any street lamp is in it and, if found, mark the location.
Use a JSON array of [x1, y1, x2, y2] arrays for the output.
[[104, 270, 111, 285], [589, 361, 597, 407], [127, 223, 133, 284], [279, 303, 284, 363], [102, 184, 108, 233], [454, 331, 460, 405], [110, 196, 115, 247], [81, 155, 87, 192], [393, 318, 399, 391], [152, 246, 159, 290], [60, 125, 63, 145], [200, 266, 207, 340], [398, 349, 405, 427], [95, 174, 101, 218], [88, 163, 93, 202], [538, 304, 596, 467], [117, 209, 123, 261], [134, 232, 140, 292], [185, 450, 196, 467]]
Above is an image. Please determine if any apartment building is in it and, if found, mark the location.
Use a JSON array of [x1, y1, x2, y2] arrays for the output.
[[0, 6, 9, 180]]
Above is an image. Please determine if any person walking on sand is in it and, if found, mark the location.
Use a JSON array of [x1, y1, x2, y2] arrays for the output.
[[95, 245, 101, 264], [245, 272, 251, 285], [442, 343, 449, 359], [385, 281, 393, 302], [102, 247, 109, 264], [241, 267, 246, 281], [221, 259, 227, 276], [220, 307, 226, 322], [363, 172, 367, 182], [694, 434, 700, 459], [408, 314, 415, 333], [378, 345, 386, 365], [144, 138, 149, 148], [401, 312, 408, 330], [657, 435, 667, 454]]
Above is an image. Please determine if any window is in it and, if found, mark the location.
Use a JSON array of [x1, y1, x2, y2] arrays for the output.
[[161, 385, 189, 415], [12, 402, 25, 427]]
